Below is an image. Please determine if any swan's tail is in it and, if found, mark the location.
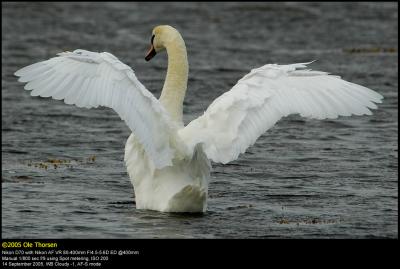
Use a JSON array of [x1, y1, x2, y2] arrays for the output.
[[166, 185, 207, 212]]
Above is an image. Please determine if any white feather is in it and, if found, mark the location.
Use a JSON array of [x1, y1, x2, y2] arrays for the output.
[[15, 49, 177, 169], [14, 27, 383, 213], [179, 62, 383, 164]]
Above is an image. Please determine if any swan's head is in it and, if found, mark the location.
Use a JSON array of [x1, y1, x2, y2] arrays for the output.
[[145, 25, 182, 61]]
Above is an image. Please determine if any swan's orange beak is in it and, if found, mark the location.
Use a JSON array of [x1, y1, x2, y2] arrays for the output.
[[145, 44, 156, 61]]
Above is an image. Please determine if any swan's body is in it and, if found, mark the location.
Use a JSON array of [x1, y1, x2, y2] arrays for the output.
[[125, 134, 210, 212], [15, 25, 383, 212]]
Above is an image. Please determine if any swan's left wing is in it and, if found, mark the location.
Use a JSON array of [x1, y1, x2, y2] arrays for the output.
[[179, 62, 383, 164], [15, 49, 178, 169]]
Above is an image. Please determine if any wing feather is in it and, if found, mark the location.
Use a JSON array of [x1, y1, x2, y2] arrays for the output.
[[179, 62, 383, 164], [15, 49, 177, 169]]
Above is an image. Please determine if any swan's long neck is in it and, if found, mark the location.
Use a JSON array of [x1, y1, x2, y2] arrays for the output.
[[159, 36, 188, 125]]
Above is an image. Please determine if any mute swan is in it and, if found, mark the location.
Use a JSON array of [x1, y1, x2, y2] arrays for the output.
[[15, 25, 383, 213]]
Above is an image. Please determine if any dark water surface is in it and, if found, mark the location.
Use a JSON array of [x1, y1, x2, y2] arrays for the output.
[[2, 2, 398, 238]]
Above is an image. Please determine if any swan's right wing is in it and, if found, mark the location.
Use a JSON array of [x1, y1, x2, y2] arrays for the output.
[[179, 62, 383, 164], [15, 49, 177, 169]]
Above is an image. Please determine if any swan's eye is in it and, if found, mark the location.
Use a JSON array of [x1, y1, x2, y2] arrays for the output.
[[151, 35, 155, 45]]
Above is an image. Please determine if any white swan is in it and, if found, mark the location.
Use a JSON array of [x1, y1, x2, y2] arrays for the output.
[[15, 25, 383, 212]]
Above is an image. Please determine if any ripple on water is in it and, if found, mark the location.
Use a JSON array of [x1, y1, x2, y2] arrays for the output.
[[2, 2, 398, 239]]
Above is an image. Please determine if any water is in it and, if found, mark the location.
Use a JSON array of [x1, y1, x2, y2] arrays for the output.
[[2, 2, 398, 238]]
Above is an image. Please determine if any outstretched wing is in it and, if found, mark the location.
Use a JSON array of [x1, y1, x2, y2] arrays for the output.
[[15, 49, 177, 169], [179, 62, 383, 164]]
